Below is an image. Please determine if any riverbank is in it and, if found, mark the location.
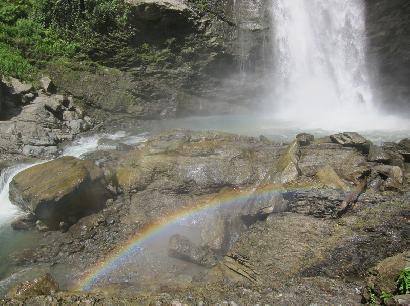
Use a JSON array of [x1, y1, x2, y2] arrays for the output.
[[0, 128, 408, 304]]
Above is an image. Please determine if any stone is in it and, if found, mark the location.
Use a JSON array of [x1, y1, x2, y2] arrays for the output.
[[43, 94, 65, 114], [35, 220, 50, 232], [330, 132, 371, 153], [398, 138, 410, 162], [393, 294, 410, 306], [368, 144, 391, 163], [116, 130, 282, 194], [67, 119, 87, 134], [298, 142, 369, 183], [22, 93, 36, 105], [168, 234, 218, 267], [11, 214, 37, 231], [296, 133, 314, 146], [40, 76, 56, 93], [382, 142, 406, 168], [22, 145, 58, 157], [366, 252, 409, 297], [62, 110, 80, 121], [9, 156, 109, 228], [7, 273, 59, 299], [316, 165, 350, 191], [272, 140, 300, 184], [200, 214, 227, 251], [3, 77, 33, 96], [374, 165, 403, 190]]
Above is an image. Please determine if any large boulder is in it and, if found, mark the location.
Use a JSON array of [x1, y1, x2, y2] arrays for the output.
[[9, 157, 109, 228], [7, 273, 59, 300], [330, 132, 371, 153], [398, 138, 410, 162], [116, 130, 282, 195], [168, 234, 218, 267]]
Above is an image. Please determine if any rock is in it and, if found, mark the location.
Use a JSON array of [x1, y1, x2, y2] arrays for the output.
[[43, 94, 65, 114], [298, 142, 369, 183], [40, 76, 56, 93], [296, 133, 314, 146], [330, 132, 371, 153], [7, 273, 59, 299], [366, 252, 409, 298], [117, 130, 282, 194], [62, 110, 80, 121], [67, 119, 88, 134], [286, 188, 345, 218], [35, 220, 50, 232], [22, 145, 58, 157], [272, 140, 300, 184], [393, 294, 410, 306], [11, 214, 37, 231], [22, 93, 36, 105], [3, 77, 33, 96], [382, 142, 406, 168], [374, 165, 404, 190], [9, 156, 109, 228], [200, 214, 227, 251], [168, 234, 218, 267], [368, 144, 391, 163], [398, 138, 410, 162], [316, 165, 350, 191]]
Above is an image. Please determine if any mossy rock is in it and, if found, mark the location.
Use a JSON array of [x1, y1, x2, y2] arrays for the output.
[[10, 156, 109, 228]]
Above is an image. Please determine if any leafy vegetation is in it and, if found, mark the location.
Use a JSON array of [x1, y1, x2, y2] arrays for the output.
[[397, 267, 410, 294], [0, 0, 177, 80], [0, 0, 80, 80]]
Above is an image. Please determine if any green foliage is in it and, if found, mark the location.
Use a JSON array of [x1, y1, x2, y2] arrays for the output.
[[397, 267, 410, 294], [368, 288, 377, 305], [380, 291, 393, 304], [0, 0, 30, 24], [0, 0, 78, 80], [0, 43, 34, 79], [138, 43, 173, 65]]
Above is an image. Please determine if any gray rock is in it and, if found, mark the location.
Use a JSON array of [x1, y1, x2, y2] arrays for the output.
[[168, 234, 218, 267], [3, 77, 33, 96], [62, 110, 80, 121], [9, 156, 109, 228], [393, 294, 410, 306], [296, 133, 314, 146], [382, 142, 406, 168], [330, 132, 371, 153], [43, 94, 65, 114], [398, 138, 410, 162], [40, 76, 56, 93], [11, 214, 37, 231], [6, 273, 59, 299], [374, 165, 403, 190], [368, 144, 390, 163], [22, 93, 36, 105], [66, 119, 87, 134]]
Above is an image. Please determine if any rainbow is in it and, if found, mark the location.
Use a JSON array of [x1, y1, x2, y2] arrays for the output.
[[74, 183, 316, 291]]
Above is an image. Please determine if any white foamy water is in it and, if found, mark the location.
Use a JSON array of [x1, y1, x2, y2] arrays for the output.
[[0, 164, 40, 224], [0, 132, 147, 224], [268, 0, 410, 131]]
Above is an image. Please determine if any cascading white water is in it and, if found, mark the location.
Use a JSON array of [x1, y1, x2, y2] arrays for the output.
[[268, 0, 408, 131], [0, 132, 147, 225]]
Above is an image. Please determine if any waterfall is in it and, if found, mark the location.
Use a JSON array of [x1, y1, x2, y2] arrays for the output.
[[268, 0, 393, 130]]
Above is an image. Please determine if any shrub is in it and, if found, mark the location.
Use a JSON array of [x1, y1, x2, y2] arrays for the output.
[[397, 267, 410, 294], [0, 43, 34, 80]]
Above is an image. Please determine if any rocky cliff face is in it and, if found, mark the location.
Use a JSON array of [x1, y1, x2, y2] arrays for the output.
[[365, 0, 410, 113], [46, 0, 271, 121]]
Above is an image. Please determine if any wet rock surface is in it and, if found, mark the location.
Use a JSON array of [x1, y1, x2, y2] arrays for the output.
[[9, 157, 109, 228], [0, 77, 92, 159], [0, 130, 408, 304]]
